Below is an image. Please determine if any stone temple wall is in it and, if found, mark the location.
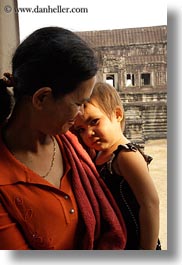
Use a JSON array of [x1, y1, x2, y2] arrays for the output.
[[77, 26, 167, 144]]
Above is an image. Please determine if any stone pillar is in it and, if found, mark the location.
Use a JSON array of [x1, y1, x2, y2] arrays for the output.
[[0, 0, 20, 77]]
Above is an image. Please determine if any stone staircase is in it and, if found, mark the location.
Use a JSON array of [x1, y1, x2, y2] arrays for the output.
[[120, 91, 167, 144], [142, 102, 167, 140]]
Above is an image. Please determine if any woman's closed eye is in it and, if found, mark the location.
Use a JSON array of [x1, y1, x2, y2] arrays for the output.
[[75, 103, 83, 107]]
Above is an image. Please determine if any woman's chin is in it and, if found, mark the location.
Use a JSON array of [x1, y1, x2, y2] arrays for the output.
[[60, 123, 74, 134]]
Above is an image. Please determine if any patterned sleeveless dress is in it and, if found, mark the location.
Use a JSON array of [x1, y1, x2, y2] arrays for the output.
[[96, 143, 161, 250]]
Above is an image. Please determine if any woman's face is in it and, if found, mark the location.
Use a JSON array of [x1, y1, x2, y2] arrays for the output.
[[36, 76, 96, 135]]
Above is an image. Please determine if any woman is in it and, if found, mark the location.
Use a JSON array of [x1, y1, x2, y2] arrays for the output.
[[0, 27, 126, 250]]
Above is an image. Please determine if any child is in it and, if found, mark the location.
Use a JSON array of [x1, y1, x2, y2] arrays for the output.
[[73, 82, 161, 250]]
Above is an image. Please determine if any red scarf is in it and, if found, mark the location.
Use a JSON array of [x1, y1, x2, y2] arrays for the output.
[[60, 131, 127, 249]]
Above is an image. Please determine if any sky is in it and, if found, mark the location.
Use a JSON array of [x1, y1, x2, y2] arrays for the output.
[[17, 0, 168, 41]]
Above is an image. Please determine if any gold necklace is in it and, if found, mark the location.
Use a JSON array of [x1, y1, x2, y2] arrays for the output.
[[43, 136, 56, 178], [4, 131, 56, 178]]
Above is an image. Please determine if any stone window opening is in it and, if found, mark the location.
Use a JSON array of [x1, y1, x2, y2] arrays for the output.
[[126, 73, 135, 87], [106, 74, 115, 87], [141, 73, 151, 86]]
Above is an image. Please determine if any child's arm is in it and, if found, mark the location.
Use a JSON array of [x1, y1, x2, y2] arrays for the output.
[[114, 149, 160, 250]]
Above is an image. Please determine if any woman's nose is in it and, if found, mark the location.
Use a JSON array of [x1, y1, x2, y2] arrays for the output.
[[77, 104, 84, 115]]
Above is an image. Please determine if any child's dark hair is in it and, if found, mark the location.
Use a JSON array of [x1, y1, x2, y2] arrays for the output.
[[89, 82, 125, 131], [0, 26, 98, 124]]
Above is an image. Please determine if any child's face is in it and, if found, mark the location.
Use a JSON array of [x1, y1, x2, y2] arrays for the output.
[[74, 101, 122, 151]]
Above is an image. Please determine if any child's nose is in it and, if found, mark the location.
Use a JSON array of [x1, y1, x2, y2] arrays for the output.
[[87, 127, 95, 137]]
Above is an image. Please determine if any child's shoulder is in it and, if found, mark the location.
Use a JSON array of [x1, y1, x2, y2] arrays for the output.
[[114, 143, 153, 165]]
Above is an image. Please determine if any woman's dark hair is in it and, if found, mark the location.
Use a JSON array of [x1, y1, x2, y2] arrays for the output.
[[0, 26, 98, 124], [0, 79, 13, 124]]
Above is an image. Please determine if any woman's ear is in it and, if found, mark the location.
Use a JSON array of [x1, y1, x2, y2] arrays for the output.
[[115, 106, 123, 122], [32, 87, 52, 109]]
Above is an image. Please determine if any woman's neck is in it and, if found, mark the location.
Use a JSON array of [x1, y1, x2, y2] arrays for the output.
[[2, 100, 50, 153]]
